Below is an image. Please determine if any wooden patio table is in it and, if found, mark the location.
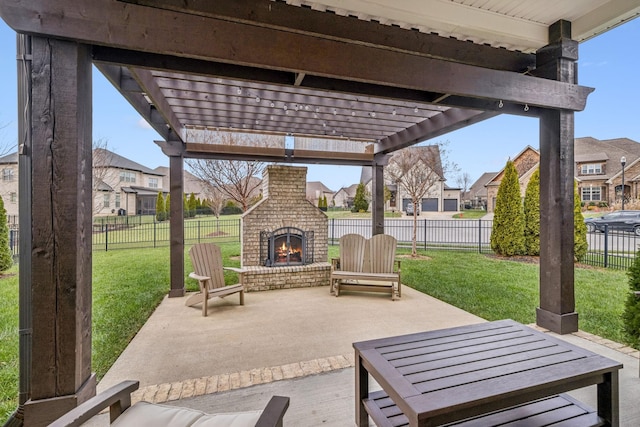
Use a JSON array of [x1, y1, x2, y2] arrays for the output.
[[354, 319, 622, 426]]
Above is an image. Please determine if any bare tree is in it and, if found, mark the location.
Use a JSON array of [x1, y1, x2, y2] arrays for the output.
[[456, 172, 473, 206], [186, 131, 282, 212], [385, 141, 458, 256], [203, 184, 226, 219], [92, 138, 116, 216], [0, 120, 15, 157]]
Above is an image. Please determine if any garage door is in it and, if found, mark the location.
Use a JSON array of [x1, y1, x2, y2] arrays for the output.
[[443, 199, 458, 211], [422, 198, 438, 211]]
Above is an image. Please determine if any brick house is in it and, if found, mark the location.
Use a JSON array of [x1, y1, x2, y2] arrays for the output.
[[483, 137, 640, 212], [485, 145, 540, 213], [574, 137, 640, 206]]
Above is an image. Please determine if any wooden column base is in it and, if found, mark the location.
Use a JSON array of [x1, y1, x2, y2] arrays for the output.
[[23, 373, 96, 427], [536, 307, 578, 335]]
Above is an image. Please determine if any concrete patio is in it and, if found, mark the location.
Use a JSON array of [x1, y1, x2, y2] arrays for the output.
[[95, 285, 640, 426]]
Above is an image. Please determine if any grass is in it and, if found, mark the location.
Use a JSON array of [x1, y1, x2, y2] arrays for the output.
[[0, 244, 632, 422]]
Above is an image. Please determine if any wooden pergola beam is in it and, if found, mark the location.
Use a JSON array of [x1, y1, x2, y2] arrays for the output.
[[0, 0, 593, 111], [121, 0, 535, 73]]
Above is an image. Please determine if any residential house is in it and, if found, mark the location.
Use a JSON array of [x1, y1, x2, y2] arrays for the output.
[[0, 152, 18, 218], [93, 148, 165, 216], [574, 137, 640, 206], [306, 181, 334, 207], [482, 137, 640, 211], [155, 166, 206, 198], [333, 183, 359, 209], [485, 146, 540, 213], [361, 145, 461, 213], [467, 172, 497, 210]]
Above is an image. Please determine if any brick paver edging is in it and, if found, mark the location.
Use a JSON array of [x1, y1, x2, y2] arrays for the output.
[[131, 353, 355, 405], [131, 327, 639, 406]]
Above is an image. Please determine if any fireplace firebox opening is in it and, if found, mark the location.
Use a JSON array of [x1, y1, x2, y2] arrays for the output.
[[260, 227, 314, 267]]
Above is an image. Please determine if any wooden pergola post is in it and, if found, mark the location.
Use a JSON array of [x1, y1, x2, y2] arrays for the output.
[[536, 20, 579, 334], [169, 152, 185, 297], [371, 157, 386, 236], [20, 36, 96, 425]]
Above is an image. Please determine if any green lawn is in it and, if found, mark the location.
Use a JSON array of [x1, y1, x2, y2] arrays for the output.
[[0, 244, 633, 422]]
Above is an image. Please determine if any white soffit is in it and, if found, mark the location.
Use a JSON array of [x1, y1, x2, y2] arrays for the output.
[[292, 0, 640, 52]]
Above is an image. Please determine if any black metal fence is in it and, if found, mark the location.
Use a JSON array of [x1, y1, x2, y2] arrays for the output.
[[582, 225, 640, 269], [5, 217, 639, 270], [327, 218, 494, 253]]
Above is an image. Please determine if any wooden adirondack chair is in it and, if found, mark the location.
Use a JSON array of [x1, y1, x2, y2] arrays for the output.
[[186, 243, 244, 316]]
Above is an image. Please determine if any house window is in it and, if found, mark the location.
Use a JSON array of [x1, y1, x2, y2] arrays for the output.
[[2, 168, 14, 182], [149, 178, 158, 188], [119, 171, 136, 183], [10, 192, 16, 203], [115, 192, 121, 208], [580, 163, 602, 175], [581, 186, 602, 201], [103, 193, 110, 208]]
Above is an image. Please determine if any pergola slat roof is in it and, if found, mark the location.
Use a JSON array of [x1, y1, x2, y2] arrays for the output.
[[5, 0, 632, 163]]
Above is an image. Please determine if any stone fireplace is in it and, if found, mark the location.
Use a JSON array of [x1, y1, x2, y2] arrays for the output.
[[240, 165, 331, 291]]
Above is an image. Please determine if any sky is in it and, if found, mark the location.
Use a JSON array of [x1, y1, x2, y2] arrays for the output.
[[0, 17, 639, 192]]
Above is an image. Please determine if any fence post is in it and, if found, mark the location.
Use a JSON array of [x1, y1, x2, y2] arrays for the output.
[[105, 224, 108, 252], [198, 221, 201, 243], [330, 218, 335, 245], [423, 219, 427, 250], [603, 225, 608, 268], [154, 221, 157, 248], [478, 219, 482, 253]]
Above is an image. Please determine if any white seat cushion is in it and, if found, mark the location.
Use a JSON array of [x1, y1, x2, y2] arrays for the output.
[[111, 401, 262, 427]]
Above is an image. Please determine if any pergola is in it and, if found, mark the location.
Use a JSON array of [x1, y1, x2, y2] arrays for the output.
[[1, 0, 638, 425]]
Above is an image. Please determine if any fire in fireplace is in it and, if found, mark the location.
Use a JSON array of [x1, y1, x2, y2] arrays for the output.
[[260, 227, 314, 267]]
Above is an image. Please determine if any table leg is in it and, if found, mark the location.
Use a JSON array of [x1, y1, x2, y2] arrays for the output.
[[597, 370, 619, 427], [355, 351, 369, 427]]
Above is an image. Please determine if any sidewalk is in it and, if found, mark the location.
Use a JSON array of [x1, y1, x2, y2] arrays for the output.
[[97, 285, 640, 426]]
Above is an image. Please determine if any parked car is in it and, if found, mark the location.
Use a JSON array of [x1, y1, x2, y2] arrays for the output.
[[584, 210, 640, 235], [406, 202, 420, 216]]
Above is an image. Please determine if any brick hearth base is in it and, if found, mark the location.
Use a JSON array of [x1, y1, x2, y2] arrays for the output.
[[241, 262, 331, 292]]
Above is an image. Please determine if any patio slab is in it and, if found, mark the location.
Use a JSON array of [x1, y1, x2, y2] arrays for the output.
[[96, 284, 640, 426], [98, 285, 484, 391]]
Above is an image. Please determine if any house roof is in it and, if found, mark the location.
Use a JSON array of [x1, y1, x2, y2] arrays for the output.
[[360, 145, 445, 184], [335, 183, 359, 198], [155, 166, 205, 195], [469, 172, 498, 198], [0, 152, 17, 165], [94, 148, 164, 176], [575, 137, 640, 180], [306, 181, 334, 201]]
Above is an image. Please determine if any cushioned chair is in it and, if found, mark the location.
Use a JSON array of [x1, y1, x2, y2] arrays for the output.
[[186, 243, 245, 316], [48, 380, 289, 427]]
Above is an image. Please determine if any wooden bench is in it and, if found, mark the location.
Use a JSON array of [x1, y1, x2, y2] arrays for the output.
[[331, 234, 401, 300], [363, 390, 602, 427]]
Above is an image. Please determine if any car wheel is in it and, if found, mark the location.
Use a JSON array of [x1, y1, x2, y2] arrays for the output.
[[635, 226, 640, 237], [586, 223, 595, 233]]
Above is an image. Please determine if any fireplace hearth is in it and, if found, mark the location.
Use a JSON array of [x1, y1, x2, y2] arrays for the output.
[[261, 227, 314, 267]]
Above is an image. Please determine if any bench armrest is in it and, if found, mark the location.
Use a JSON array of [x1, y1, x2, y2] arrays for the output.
[[48, 380, 139, 427], [255, 396, 290, 427]]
